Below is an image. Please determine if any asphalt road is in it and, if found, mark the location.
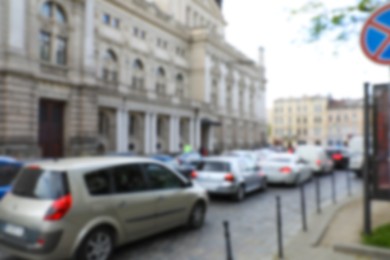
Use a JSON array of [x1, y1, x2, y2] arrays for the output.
[[0, 170, 361, 260]]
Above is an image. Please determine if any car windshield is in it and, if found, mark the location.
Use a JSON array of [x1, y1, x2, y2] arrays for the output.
[[0, 165, 21, 186], [197, 161, 231, 172], [12, 168, 69, 200]]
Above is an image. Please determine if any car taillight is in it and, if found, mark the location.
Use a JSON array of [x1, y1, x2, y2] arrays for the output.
[[332, 153, 343, 161], [279, 167, 292, 174], [224, 173, 235, 182], [44, 194, 72, 221], [316, 160, 321, 166], [191, 171, 198, 179]]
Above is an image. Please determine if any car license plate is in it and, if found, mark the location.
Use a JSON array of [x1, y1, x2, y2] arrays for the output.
[[4, 224, 24, 237]]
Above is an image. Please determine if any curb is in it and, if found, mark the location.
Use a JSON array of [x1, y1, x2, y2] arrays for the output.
[[310, 194, 362, 247], [334, 243, 390, 259]]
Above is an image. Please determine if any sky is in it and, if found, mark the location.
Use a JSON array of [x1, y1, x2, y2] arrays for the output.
[[223, 0, 390, 108]]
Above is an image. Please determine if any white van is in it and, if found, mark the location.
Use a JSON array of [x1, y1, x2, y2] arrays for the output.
[[295, 145, 333, 174], [348, 136, 364, 177]]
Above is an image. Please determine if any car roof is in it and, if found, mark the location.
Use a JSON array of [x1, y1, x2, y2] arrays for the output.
[[24, 156, 161, 172], [201, 156, 239, 163], [268, 153, 297, 160]]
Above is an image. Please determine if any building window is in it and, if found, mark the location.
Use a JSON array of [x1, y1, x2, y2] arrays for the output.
[[40, 31, 51, 61], [211, 79, 219, 106], [129, 114, 136, 136], [140, 30, 146, 39], [41, 2, 66, 24], [113, 18, 120, 28], [132, 59, 144, 90], [133, 27, 139, 36], [56, 37, 67, 65], [98, 111, 110, 136], [176, 74, 184, 97], [156, 67, 166, 94], [102, 49, 118, 83], [39, 2, 68, 65], [103, 13, 110, 25]]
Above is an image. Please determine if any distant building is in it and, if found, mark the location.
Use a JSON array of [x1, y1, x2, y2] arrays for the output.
[[270, 96, 328, 146], [270, 95, 364, 147], [0, 0, 267, 158], [327, 99, 363, 146]]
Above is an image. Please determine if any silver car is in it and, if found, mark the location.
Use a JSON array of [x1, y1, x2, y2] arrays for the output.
[[260, 153, 312, 185], [191, 156, 267, 201], [0, 157, 208, 260]]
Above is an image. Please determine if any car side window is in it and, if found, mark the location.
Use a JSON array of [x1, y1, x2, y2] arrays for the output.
[[143, 164, 184, 190], [113, 164, 148, 193], [84, 169, 111, 196]]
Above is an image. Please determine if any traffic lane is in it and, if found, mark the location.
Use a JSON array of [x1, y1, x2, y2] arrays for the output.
[[0, 171, 361, 260], [111, 170, 361, 260]]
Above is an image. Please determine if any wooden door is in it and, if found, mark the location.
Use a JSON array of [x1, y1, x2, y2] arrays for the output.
[[39, 99, 65, 158]]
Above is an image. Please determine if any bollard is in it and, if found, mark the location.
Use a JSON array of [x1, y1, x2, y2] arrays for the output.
[[315, 176, 321, 214], [331, 170, 336, 204], [223, 221, 234, 260], [300, 183, 307, 232], [276, 196, 284, 259], [347, 170, 352, 197]]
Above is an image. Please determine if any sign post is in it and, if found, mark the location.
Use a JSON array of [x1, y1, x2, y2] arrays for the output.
[[360, 3, 390, 235]]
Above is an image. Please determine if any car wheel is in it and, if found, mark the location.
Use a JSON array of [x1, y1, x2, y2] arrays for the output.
[[234, 185, 245, 201], [188, 202, 206, 229], [75, 227, 114, 260]]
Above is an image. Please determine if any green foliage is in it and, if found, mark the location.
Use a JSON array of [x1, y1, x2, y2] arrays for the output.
[[293, 0, 389, 42], [362, 223, 390, 248]]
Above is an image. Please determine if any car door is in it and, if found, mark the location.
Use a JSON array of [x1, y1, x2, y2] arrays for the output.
[[143, 163, 192, 231], [111, 163, 159, 240]]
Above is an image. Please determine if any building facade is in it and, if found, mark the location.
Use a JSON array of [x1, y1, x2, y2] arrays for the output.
[[270, 96, 363, 147], [270, 96, 328, 146], [0, 0, 267, 158], [327, 99, 363, 146]]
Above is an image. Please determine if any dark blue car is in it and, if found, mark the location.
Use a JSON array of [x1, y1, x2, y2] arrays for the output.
[[0, 156, 23, 199]]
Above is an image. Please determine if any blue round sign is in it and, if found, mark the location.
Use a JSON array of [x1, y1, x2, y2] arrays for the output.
[[361, 3, 390, 65]]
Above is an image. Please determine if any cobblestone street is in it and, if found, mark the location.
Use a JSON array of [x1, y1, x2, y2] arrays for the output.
[[0, 171, 361, 260]]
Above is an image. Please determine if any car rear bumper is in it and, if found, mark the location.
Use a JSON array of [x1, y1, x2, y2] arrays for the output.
[[266, 174, 296, 184], [0, 219, 69, 260], [197, 182, 237, 195]]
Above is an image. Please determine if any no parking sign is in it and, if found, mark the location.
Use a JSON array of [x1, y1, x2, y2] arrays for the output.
[[360, 3, 390, 65]]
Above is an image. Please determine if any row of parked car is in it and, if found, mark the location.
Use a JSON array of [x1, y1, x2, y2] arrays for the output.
[[0, 142, 359, 260]]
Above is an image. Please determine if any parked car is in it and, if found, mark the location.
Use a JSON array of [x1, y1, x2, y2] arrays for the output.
[[176, 152, 202, 165], [0, 157, 23, 199], [348, 136, 365, 177], [191, 156, 267, 201], [326, 147, 350, 170], [150, 154, 197, 179], [295, 145, 333, 175], [259, 153, 312, 186], [0, 157, 208, 260]]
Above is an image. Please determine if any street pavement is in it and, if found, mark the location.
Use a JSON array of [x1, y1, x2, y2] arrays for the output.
[[0, 170, 361, 260]]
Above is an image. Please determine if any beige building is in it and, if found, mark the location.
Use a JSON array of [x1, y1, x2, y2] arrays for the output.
[[270, 96, 363, 147], [0, 0, 267, 158], [327, 99, 364, 146], [270, 96, 329, 146]]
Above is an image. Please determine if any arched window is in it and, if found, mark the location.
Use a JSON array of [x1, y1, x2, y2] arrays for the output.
[[102, 49, 118, 82], [176, 74, 184, 97], [41, 2, 66, 23], [39, 2, 68, 65], [156, 67, 166, 94], [132, 59, 145, 90]]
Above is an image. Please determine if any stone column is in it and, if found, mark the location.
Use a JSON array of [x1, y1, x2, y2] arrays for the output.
[[144, 113, 150, 155], [150, 113, 157, 154], [116, 109, 128, 153], [169, 116, 176, 153], [189, 118, 195, 149]]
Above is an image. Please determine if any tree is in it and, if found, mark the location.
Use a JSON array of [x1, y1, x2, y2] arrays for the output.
[[292, 0, 389, 42]]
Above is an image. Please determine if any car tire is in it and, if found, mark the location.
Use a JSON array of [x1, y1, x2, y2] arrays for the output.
[[75, 227, 114, 260], [188, 202, 206, 229], [234, 185, 245, 202]]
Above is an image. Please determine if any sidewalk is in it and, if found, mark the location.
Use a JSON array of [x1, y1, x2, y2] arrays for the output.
[[277, 193, 390, 260]]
